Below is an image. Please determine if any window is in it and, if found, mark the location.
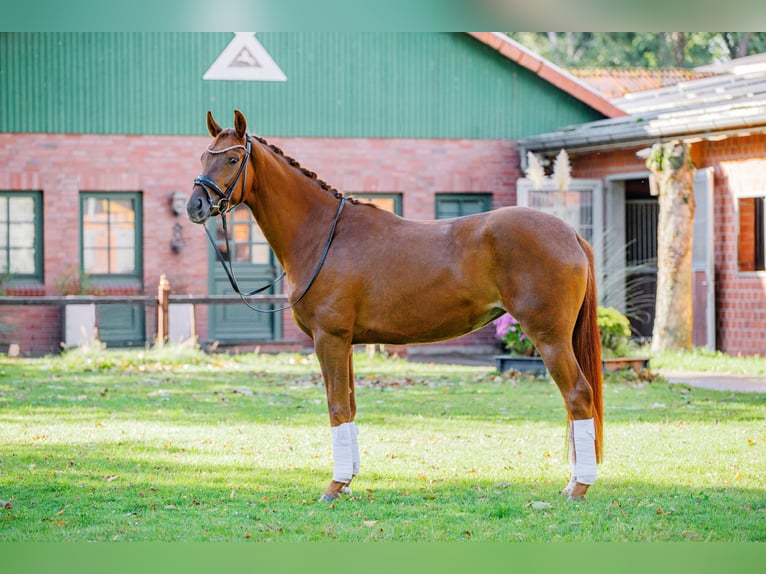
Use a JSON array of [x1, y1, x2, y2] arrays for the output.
[[0, 191, 43, 283], [80, 192, 142, 281], [435, 193, 492, 219], [738, 196, 765, 272], [349, 193, 403, 215]]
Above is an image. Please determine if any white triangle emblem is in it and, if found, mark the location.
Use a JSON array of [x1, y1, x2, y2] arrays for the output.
[[203, 32, 287, 82]]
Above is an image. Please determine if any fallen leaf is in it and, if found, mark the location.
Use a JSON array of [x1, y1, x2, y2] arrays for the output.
[[1, 500, 13, 509], [55, 521, 67, 526], [363, 520, 377, 527], [530, 501, 552, 510], [105, 475, 118, 482]]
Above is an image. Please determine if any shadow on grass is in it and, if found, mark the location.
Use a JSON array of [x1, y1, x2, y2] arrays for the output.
[[1, 440, 764, 542]]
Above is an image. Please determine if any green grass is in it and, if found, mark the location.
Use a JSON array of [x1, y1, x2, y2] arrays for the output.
[[650, 347, 766, 375], [0, 347, 764, 541]]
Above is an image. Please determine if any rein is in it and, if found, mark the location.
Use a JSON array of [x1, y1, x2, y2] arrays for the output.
[[194, 135, 346, 313]]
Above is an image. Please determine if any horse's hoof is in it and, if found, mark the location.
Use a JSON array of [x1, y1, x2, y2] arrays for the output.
[[561, 478, 577, 496], [340, 486, 352, 496], [567, 494, 587, 501], [318, 493, 338, 503], [567, 482, 590, 500]]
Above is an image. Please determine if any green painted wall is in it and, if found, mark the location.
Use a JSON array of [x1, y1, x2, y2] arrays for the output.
[[0, 32, 603, 138]]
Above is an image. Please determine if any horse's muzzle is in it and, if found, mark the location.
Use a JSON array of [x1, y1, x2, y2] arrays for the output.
[[186, 187, 211, 224]]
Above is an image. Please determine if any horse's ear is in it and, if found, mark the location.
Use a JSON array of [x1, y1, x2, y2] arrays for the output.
[[206, 111, 222, 137], [233, 109, 247, 140]]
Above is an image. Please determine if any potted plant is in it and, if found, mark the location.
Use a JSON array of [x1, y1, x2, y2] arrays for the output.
[[598, 306, 650, 372], [493, 314, 547, 377]]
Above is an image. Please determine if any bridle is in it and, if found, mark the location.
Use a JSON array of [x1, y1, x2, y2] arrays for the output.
[[193, 134, 346, 313], [193, 134, 252, 215]]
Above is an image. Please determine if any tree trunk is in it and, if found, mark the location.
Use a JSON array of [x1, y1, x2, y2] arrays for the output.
[[646, 142, 696, 353]]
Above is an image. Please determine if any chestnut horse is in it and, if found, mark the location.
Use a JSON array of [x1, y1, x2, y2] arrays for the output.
[[187, 110, 603, 501]]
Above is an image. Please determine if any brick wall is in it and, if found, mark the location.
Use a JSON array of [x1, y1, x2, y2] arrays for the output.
[[570, 134, 766, 356], [1, 133, 519, 356]]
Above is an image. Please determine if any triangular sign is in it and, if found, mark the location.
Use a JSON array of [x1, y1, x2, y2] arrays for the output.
[[203, 33, 287, 82]]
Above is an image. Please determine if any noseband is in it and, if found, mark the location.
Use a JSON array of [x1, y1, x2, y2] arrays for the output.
[[193, 134, 252, 214]]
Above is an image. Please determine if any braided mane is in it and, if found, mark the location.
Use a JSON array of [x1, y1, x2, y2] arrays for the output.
[[252, 134, 363, 206]]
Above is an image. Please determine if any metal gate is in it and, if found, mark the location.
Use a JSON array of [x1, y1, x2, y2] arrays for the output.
[[624, 198, 659, 338]]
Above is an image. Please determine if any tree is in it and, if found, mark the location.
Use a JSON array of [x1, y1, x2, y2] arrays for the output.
[[645, 142, 696, 352], [507, 32, 766, 69]]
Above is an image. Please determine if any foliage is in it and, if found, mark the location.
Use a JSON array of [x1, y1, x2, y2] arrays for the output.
[[507, 32, 766, 69], [494, 314, 535, 356], [53, 265, 102, 296], [597, 306, 639, 358], [0, 349, 764, 542]]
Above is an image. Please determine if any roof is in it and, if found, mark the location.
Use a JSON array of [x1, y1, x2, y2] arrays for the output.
[[519, 53, 766, 155], [568, 68, 713, 99], [468, 32, 625, 119]]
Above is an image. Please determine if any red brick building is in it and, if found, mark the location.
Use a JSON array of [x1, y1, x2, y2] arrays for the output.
[[520, 54, 766, 355], [0, 32, 617, 356]]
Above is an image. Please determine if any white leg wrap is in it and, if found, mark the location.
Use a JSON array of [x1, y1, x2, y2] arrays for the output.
[[331, 422, 355, 484], [572, 418, 598, 485], [350, 422, 360, 476], [562, 442, 578, 494]]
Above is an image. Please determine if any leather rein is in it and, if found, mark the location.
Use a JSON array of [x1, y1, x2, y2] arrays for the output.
[[193, 134, 346, 313]]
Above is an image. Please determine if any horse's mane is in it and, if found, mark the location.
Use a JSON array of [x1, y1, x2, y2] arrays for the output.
[[252, 134, 368, 207]]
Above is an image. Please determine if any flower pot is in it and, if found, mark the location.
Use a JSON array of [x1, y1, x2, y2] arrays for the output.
[[494, 354, 548, 378], [601, 357, 650, 373]]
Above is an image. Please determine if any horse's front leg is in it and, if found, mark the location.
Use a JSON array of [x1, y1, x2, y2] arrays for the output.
[[315, 332, 359, 502]]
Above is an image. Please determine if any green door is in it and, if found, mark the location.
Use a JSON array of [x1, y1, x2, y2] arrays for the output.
[[208, 205, 280, 343]]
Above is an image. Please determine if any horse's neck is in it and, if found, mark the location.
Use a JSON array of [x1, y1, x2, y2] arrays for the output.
[[247, 150, 339, 279]]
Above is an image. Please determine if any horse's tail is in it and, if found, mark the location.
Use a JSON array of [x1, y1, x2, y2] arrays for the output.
[[573, 235, 603, 462]]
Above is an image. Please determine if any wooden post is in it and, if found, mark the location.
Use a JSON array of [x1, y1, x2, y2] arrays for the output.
[[157, 274, 170, 346]]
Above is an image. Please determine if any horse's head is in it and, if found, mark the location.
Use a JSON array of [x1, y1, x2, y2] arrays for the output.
[[187, 110, 252, 224]]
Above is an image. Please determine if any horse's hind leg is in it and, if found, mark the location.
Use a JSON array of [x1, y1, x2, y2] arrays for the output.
[[314, 331, 359, 502], [535, 338, 597, 499]]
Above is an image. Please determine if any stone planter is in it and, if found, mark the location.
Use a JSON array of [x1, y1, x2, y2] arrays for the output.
[[601, 357, 651, 373], [494, 355, 547, 378]]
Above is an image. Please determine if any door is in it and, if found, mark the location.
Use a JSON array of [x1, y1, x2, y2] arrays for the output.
[[97, 303, 146, 347], [692, 168, 715, 349], [207, 205, 280, 343]]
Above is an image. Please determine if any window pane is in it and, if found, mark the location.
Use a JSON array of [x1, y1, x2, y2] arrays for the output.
[[83, 247, 109, 274], [109, 199, 135, 224], [0, 198, 7, 221], [0, 247, 7, 272], [10, 222, 35, 247], [111, 247, 135, 274], [10, 248, 35, 273], [8, 197, 35, 222]]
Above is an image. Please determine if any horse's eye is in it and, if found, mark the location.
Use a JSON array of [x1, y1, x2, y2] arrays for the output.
[[228, 156, 238, 165]]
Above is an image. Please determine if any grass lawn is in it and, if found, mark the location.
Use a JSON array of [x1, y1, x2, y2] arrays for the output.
[[0, 346, 763, 541]]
